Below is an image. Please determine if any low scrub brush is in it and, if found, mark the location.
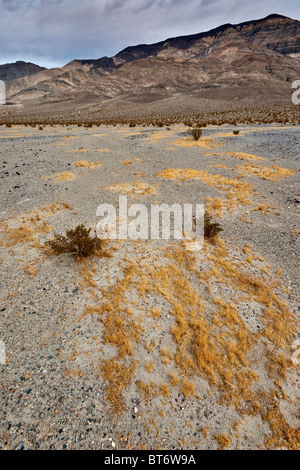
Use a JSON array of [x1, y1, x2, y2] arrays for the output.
[[45, 224, 102, 258], [188, 128, 202, 141], [204, 213, 223, 239]]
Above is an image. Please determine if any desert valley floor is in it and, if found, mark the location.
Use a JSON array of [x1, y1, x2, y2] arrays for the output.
[[0, 123, 299, 449]]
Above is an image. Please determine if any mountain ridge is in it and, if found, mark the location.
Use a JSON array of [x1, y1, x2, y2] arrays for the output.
[[2, 13, 300, 112], [67, 13, 299, 71], [0, 61, 46, 83]]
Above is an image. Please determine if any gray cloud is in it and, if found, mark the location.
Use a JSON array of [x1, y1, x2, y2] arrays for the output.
[[104, 0, 128, 12], [1, 0, 62, 11], [0, 0, 299, 68]]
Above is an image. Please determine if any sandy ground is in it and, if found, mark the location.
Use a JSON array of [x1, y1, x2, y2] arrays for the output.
[[0, 123, 299, 450]]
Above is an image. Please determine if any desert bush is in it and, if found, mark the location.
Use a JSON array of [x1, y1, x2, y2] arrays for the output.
[[188, 128, 202, 141], [204, 213, 223, 240], [45, 224, 103, 258], [233, 130, 240, 135]]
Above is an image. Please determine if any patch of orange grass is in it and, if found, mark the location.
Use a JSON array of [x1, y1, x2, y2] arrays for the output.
[[174, 137, 223, 149], [211, 163, 233, 170], [101, 358, 138, 414], [160, 383, 170, 397], [157, 168, 253, 210], [168, 372, 179, 386], [262, 391, 300, 449], [136, 380, 157, 402], [64, 369, 83, 378], [4, 225, 35, 246], [0, 202, 71, 249], [23, 263, 38, 278], [73, 160, 102, 169], [52, 171, 77, 182], [215, 433, 231, 449], [237, 164, 295, 181], [253, 204, 271, 215], [62, 232, 298, 448], [152, 308, 161, 319], [205, 197, 225, 217], [104, 182, 157, 196], [145, 361, 154, 373], [83, 263, 145, 412], [181, 378, 196, 397], [224, 152, 265, 161]]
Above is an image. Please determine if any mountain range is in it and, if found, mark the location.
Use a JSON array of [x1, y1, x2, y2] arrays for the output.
[[1, 14, 300, 114]]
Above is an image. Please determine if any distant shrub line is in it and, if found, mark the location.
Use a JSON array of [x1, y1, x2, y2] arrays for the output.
[[0, 103, 298, 128]]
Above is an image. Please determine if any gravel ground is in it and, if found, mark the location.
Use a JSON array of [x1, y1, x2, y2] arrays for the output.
[[0, 123, 299, 450]]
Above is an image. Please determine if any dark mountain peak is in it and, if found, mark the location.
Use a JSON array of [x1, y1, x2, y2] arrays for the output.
[[116, 14, 293, 55], [63, 14, 299, 73], [110, 13, 298, 67], [0, 61, 46, 82], [264, 13, 290, 20]]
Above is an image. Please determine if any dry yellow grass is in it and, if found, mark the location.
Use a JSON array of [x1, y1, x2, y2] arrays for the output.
[[101, 358, 138, 415], [104, 182, 157, 196], [237, 164, 295, 181], [4, 225, 35, 246], [0, 202, 72, 254], [215, 433, 232, 449], [157, 168, 253, 210], [181, 378, 196, 398], [145, 361, 154, 373], [23, 263, 39, 278], [160, 383, 170, 397], [168, 372, 179, 386], [52, 171, 77, 182], [174, 137, 223, 149], [58, 210, 298, 448], [208, 151, 265, 161], [73, 160, 102, 169]]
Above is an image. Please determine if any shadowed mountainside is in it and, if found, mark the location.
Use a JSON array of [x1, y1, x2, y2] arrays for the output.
[[0, 61, 46, 83]]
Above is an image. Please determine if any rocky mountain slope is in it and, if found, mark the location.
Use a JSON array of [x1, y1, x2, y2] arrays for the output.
[[3, 14, 300, 108], [0, 61, 46, 83]]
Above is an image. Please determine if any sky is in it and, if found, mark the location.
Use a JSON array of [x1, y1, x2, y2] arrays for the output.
[[0, 0, 299, 68]]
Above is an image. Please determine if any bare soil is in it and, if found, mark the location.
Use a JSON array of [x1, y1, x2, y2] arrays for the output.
[[0, 123, 299, 450]]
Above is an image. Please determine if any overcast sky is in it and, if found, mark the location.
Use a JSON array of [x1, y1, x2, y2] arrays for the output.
[[0, 0, 299, 68]]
